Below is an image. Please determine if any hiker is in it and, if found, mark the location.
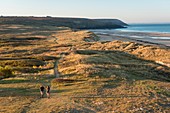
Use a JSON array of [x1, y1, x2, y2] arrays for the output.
[[40, 85, 45, 98], [46, 85, 51, 98]]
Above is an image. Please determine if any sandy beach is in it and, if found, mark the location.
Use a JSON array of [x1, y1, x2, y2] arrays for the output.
[[92, 30, 170, 48]]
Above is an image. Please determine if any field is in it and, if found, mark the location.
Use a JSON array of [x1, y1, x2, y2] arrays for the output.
[[0, 24, 170, 112]]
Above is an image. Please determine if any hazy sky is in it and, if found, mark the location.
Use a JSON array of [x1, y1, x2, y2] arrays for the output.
[[0, 0, 170, 23]]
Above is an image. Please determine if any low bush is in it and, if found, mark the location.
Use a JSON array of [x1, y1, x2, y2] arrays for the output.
[[0, 66, 15, 79], [0, 59, 45, 67], [33, 56, 58, 61], [51, 78, 80, 86]]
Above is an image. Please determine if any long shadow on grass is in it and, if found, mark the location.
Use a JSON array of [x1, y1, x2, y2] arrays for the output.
[[75, 50, 170, 82], [0, 79, 31, 84], [0, 87, 71, 97], [0, 87, 39, 97], [72, 95, 147, 99]]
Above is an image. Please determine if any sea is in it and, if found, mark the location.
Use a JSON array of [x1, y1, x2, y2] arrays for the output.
[[91, 24, 170, 40], [118, 24, 170, 34]]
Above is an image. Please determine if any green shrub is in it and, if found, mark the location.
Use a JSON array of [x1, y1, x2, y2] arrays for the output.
[[0, 66, 15, 79]]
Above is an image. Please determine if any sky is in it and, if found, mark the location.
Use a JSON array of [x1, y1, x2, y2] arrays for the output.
[[0, 0, 170, 23]]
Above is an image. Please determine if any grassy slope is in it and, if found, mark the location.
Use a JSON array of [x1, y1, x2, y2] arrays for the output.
[[0, 25, 170, 112], [0, 17, 126, 29]]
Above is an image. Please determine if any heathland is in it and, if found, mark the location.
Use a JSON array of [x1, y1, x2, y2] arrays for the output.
[[0, 18, 170, 112]]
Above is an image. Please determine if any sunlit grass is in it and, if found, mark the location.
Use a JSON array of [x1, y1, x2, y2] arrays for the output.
[[0, 24, 169, 112]]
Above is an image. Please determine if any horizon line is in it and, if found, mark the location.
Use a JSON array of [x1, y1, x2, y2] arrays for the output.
[[1, 15, 170, 24]]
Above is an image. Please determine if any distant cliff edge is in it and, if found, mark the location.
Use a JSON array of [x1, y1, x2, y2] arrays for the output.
[[94, 19, 128, 27], [0, 16, 128, 29]]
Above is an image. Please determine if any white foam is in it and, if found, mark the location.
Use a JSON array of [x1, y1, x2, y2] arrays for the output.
[[149, 37, 170, 40]]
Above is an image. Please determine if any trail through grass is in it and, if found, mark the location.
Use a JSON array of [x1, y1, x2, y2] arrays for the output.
[[0, 25, 170, 112]]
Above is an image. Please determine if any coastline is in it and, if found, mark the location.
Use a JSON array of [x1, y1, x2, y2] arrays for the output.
[[90, 30, 170, 67], [92, 30, 170, 48]]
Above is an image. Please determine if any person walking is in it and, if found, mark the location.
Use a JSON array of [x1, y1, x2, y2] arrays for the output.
[[40, 85, 45, 98], [46, 85, 51, 98]]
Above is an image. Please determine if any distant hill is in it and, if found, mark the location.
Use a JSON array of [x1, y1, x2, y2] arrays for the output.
[[0, 16, 127, 29], [94, 19, 128, 26]]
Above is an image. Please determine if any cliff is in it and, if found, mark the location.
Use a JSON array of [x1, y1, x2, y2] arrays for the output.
[[94, 19, 128, 26], [0, 16, 127, 29]]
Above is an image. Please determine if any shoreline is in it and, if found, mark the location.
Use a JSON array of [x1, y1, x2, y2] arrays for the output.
[[92, 30, 170, 48]]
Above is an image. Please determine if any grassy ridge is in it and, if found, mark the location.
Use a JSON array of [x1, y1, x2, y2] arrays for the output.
[[0, 16, 127, 29]]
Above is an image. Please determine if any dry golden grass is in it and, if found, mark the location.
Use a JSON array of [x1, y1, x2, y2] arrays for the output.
[[0, 24, 170, 112]]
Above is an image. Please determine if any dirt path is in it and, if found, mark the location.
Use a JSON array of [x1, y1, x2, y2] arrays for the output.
[[20, 54, 72, 113], [21, 96, 71, 113], [54, 60, 59, 78]]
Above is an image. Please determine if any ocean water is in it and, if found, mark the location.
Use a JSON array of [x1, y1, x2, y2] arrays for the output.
[[117, 24, 170, 33], [91, 24, 170, 40]]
